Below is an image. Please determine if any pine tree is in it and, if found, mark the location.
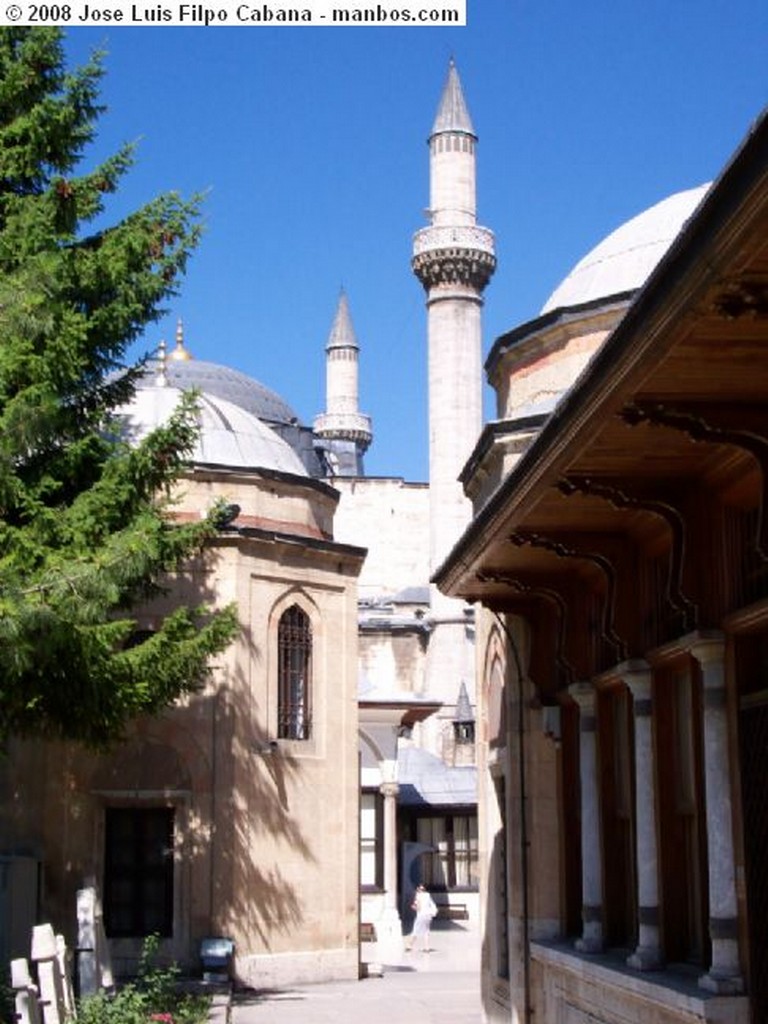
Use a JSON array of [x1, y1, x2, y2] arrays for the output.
[[0, 28, 238, 746]]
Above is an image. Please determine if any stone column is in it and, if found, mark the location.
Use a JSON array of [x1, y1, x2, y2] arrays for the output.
[[622, 663, 663, 970], [570, 682, 603, 953], [690, 636, 744, 994], [381, 781, 400, 913], [375, 780, 404, 960]]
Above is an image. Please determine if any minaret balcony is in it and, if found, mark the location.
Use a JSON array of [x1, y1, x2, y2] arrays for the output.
[[412, 224, 496, 292], [313, 411, 372, 447], [412, 223, 495, 259]]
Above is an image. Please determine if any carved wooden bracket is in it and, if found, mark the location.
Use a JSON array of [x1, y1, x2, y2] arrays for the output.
[[622, 400, 768, 559], [475, 569, 575, 689], [558, 474, 698, 634], [711, 281, 768, 320], [509, 529, 627, 664]]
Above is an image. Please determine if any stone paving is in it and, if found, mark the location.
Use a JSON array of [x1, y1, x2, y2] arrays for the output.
[[229, 921, 482, 1024]]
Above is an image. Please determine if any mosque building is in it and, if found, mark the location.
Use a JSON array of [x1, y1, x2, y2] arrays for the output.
[[1, 56, 766, 1023], [0, 61, 485, 983]]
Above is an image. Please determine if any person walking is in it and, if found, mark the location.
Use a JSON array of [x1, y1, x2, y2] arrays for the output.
[[404, 884, 437, 952]]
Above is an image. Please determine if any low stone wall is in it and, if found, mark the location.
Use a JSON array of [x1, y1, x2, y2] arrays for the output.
[[532, 942, 749, 1024]]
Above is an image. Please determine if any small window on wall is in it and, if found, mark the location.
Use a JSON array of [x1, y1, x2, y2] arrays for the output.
[[415, 814, 478, 890], [360, 791, 383, 890], [453, 720, 475, 744], [104, 807, 174, 938], [278, 605, 312, 740]]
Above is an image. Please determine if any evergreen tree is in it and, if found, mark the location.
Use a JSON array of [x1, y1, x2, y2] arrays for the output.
[[0, 28, 238, 746]]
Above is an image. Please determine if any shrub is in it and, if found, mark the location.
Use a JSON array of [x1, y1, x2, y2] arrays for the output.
[[77, 936, 210, 1024]]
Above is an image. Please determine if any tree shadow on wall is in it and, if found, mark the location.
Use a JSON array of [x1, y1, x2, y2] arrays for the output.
[[210, 615, 316, 959], [80, 552, 317, 969]]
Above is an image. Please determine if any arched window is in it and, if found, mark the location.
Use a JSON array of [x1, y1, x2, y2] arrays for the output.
[[278, 604, 312, 740]]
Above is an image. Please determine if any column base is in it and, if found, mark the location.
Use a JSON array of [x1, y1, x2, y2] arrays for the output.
[[373, 907, 404, 965], [575, 935, 603, 954], [575, 913, 603, 954], [699, 970, 744, 995], [627, 946, 663, 971]]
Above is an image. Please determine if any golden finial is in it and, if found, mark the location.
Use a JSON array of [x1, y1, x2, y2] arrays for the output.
[[169, 317, 193, 361]]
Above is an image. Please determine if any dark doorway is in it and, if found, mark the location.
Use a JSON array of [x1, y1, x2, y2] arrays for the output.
[[104, 807, 174, 938]]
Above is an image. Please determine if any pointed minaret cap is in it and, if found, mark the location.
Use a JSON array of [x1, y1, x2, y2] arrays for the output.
[[454, 681, 475, 723], [431, 58, 476, 139], [326, 289, 359, 352]]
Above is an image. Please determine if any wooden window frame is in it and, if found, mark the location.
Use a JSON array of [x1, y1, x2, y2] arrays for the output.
[[360, 790, 384, 892]]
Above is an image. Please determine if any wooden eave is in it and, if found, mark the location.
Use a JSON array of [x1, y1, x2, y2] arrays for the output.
[[436, 106, 768, 615]]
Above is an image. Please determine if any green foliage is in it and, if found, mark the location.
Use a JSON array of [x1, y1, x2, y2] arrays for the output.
[[0, 28, 238, 745], [77, 936, 210, 1024]]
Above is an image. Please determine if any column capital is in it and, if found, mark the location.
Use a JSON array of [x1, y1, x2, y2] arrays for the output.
[[568, 681, 596, 711], [616, 660, 652, 700], [380, 781, 400, 799], [688, 631, 725, 670]]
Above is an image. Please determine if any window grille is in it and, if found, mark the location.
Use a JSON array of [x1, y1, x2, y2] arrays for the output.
[[278, 605, 312, 740]]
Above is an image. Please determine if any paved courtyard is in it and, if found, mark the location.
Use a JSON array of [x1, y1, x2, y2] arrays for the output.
[[230, 920, 482, 1024]]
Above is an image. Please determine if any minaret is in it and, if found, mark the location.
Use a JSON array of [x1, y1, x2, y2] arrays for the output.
[[412, 61, 495, 719], [313, 290, 372, 476], [412, 59, 496, 578]]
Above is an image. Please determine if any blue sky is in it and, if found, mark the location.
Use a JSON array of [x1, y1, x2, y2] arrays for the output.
[[62, 3, 767, 481]]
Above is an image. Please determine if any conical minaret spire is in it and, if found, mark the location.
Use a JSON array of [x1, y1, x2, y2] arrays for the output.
[[431, 58, 475, 137], [313, 290, 372, 476], [326, 289, 358, 352]]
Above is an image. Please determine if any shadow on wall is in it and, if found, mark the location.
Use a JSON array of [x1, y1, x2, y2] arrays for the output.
[[210, 658, 315, 953], [0, 549, 316, 974], [483, 828, 511, 1020]]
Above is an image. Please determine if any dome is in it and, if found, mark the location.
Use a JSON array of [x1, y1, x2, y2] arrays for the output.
[[118, 385, 308, 476], [159, 359, 299, 427], [541, 184, 710, 314]]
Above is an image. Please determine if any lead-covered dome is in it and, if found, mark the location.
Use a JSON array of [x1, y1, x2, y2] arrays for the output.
[[541, 183, 710, 314], [118, 385, 308, 476], [162, 359, 299, 427]]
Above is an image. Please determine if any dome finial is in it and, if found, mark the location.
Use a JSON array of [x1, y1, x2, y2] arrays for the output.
[[170, 317, 193, 361], [156, 339, 169, 387]]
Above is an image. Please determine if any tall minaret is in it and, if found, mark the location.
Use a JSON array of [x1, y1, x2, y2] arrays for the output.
[[412, 61, 495, 714], [412, 60, 496, 578], [313, 290, 372, 476]]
